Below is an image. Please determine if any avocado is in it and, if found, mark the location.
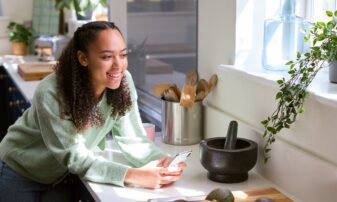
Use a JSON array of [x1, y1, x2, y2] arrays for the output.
[[205, 188, 234, 202]]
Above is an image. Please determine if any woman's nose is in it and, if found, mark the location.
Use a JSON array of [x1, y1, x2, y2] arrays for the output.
[[113, 57, 123, 68]]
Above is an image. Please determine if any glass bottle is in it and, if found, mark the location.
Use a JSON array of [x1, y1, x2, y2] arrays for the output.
[[262, 0, 311, 71]]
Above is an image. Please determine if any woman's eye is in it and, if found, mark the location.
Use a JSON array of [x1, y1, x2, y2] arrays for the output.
[[121, 53, 128, 59], [102, 55, 112, 60]]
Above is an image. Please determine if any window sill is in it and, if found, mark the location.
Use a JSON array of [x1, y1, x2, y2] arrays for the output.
[[218, 64, 337, 109]]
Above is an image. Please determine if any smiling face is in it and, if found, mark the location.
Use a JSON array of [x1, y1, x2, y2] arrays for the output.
[[77, 28, 128, 98]]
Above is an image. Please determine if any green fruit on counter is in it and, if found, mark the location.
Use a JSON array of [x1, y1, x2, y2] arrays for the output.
[[205, 188, 235, 202]]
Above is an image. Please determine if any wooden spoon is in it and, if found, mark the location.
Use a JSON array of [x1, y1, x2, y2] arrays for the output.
[[180, 71, 198, 108], [195, 79, 209, 101], [169, 84, 181, 100], [208, 74, 218, 93], [152, 83, 177, 97], [195, 91, 206, 101], [163, 87, 179, 102]]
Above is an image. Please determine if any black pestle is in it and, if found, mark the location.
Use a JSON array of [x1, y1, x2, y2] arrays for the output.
[[224, 120, 238, 149]]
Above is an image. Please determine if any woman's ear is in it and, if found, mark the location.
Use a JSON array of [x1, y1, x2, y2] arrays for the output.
[[77, 51, 88, 67]]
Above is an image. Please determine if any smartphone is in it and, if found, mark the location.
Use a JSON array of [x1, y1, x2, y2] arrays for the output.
[[168, 150, 192, 167]]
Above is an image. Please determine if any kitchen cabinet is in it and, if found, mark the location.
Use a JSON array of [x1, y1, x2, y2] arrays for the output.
[[0, 65, 30, 141], [0, 65, 9, 138]]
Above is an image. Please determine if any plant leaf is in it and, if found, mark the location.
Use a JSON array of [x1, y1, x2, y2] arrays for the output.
[[326, 10, 333, 17]]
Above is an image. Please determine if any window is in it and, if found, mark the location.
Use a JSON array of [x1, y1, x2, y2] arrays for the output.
[[235, 0, 337, 67], [117, 0, 198, 129]]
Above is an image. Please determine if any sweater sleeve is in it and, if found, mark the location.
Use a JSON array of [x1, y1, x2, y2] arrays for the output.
[[33, 80, 129, 187], [112, 71, 169, 168]]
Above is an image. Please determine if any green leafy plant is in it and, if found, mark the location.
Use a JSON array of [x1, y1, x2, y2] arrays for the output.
[[55, 0, 107, 17], [7, 21, 33, 45], [261, 10, 337, 163]]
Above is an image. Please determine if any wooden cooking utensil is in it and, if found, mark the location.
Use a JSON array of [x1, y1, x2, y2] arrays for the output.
[[152, 83, 177, 97], [195, 79, 209, 101], [208, 74, 218, 93], [180, 85, 196, 107], [185, 70, 198, 86], [195, 91, 206, 101], [180, 71, 198, 108], [163, 87, 179, 102], [169, 84, 181, 100]]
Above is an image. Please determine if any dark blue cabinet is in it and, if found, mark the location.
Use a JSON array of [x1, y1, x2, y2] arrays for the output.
[[0, 65, 31, 141]]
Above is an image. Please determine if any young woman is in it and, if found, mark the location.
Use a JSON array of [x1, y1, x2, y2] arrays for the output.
[[0, 21, 185, 201]]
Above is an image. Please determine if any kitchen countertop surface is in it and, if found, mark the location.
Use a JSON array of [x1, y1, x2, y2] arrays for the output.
[[2, 56, 40, 101], [85, 136, 293, 202]]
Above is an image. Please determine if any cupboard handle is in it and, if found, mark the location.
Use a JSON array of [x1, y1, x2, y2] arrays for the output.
[[8, 86, 17, 93], [0, 74, 8, 79], [9, 100, 26, 107]]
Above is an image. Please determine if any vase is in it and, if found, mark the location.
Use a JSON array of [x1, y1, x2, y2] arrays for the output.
[[262, 0, 311, 71], [76, 9, 93, 20]]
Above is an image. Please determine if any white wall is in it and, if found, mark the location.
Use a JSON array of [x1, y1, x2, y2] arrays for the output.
[[198, 0, 236, 78], [0, 16, 10, 55], [109, 0, 127, 41], [2, 0, 33, 23]]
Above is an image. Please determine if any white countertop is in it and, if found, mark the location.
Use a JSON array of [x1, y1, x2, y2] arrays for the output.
[[85, 136, 286, 202], [2, 56, 41, 101]]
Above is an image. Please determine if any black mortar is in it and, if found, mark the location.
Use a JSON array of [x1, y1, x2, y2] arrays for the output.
[[199, 121, 257, 183]]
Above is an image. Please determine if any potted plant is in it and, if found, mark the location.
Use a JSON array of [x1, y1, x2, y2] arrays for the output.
[[7, 21, 33, 55], [261, 10, 337, 163], [55, 0, 108, 20]]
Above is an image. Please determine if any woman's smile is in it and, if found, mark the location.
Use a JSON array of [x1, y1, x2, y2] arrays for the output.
[[106, 71, 123, 80]]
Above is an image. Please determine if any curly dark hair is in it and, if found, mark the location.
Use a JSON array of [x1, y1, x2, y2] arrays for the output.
[[55, 21, 132, 132]]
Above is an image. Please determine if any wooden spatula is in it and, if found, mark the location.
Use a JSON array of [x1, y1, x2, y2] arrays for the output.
[[180, 71, 198, 108], [180, 85, 197, 107], [185, 70, 198, 86]]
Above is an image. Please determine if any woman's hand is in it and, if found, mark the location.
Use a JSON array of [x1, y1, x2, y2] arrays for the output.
[[124, 158, 186, 189], [157, 156, 187, 176]]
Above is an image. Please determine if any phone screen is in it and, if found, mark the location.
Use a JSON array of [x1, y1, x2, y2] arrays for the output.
[[168, 150, 192, 167]]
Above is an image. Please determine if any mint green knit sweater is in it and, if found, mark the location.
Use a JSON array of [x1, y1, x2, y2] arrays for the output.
[[0, 71, 167, 186]]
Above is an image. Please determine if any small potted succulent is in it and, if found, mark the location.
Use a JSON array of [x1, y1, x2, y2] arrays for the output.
[[7, 21, 33, 55], [261, 10, 337, 163]]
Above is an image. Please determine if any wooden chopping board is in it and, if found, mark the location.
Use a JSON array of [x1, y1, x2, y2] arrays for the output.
[[18, 62, 56, 81], [147, 187, 292, 202], [233, 187, 293, 202]]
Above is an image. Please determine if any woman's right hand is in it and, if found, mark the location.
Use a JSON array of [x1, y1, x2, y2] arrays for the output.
[[124, 161, 182, 189]]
